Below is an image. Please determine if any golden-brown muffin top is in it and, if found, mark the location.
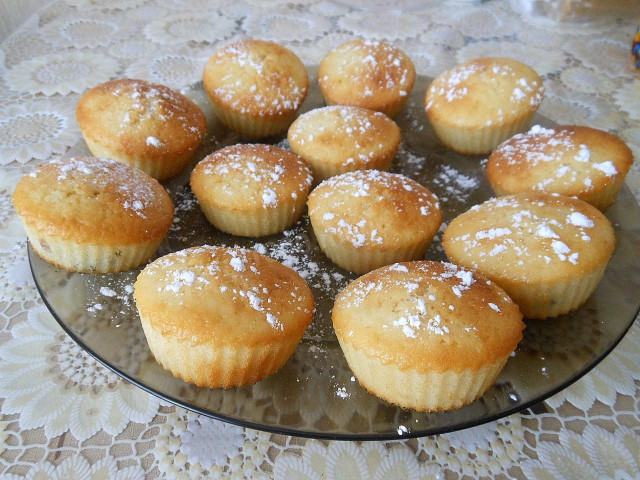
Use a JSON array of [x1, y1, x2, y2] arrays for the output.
[[425, 57, 544, 128], [134, 245, 315, 347], [12, 156, 174, 244], [487, 125, 633, 200], [443, 192, 615, 285], [190, 144, 313, 212], [333, 261, 524, 372], [202, 40, 309, 118], [308, 170, 441, 250], [318, 39, 416, 115], [76, 78, 206, 159], [287, 105, 401, 171]]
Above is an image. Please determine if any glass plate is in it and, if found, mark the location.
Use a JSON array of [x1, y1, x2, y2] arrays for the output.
[[30, 69, 640, 440]]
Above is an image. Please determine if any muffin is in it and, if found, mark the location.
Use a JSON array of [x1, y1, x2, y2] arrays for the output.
[[333, 261, 524, 411], [442, 192, 615, 319], [487, 125, 634, 211], [190, 144, 313, 237], [425, 57, 544, 154], [134, 245, 315, 388], [76, 78, 206, 180], [202, 40, 309, 138], [287, 106, 401, 182], [307, 170, 441, 274], [13, 157, 174, 273], [318, 39, 416, 118]]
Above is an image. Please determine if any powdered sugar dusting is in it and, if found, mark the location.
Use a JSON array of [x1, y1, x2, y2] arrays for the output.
[[488, 302, 501, 312], [536, 224, 559, 239], [490, 126, 623, 195], [261, 188, 277, 207], [476, 228, 512, 240], [288, 105, 399, 170], [104, 79, 204, 139], [337, 261, 509, 340], [388, 263, 409, 273], [309, 169, 440, 250], [319, 40, 413, 101], [141, 245, 313, 332], [229, 255, 246, 272], [99, 287, 117, 297], [429, 62, 481, 104], [163, 269, 209, 293], [593, 161, 617, 177], [266, 313, 284, 331], [551, 240, 571, 261], [568, 212, 594, 228], [431, 164, 480, 203], [146, 136, 164, 148], [85, 275, 137, 317], [209, 41, 307, 117], [447, 194, 602, 273], [427, 59, 543, 110], [195, 144, 312, 210], [231, 220, 353, 304], [31, 157, 162, 220], [575, 144, 591, 163]]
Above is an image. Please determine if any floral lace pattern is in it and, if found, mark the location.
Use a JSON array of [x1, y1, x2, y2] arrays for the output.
[[3, 456, 146, 480], [39, 11, 138, 49], [143, 12, 237, 45], [124, 52, 210, 90], [337, 10, 429, 40], [614, 79, 640, 122], [520, 424, 640, 480], [0, 306, 160, 441], [0, 98, 80, 164], [456, 40, 566, 76], [0, 0, 639, 478], [1, 31, 54, 69], [243, 8, 332, 42], [153, 411, 270, 478], [4, 51, 119, 96], [65, 0, 148, 11]]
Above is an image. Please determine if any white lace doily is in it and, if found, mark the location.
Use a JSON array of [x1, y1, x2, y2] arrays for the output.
[[123, 43, 216, 90], [243, 8, 332, 43], [0, 98, 80, 164], [0, 0, 639, 478], [4, 50, 119, 96], [143, 12, 238, 45]]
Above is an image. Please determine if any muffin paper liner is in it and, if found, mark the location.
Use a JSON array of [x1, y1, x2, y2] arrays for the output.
[[198, 195, 307, 237], [210, 102, 296, 139], [429, 113, 536, 155], [141, 315, 300, 388], [504, 264, 608, 319], [312, 227, 432, 274], [23, 221, 161, 273], [338, 340, 509, 412], [82, 133, 195, 181]]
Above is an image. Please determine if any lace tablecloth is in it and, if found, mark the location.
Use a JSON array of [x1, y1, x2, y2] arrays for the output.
[[1, 1, 639, 478]]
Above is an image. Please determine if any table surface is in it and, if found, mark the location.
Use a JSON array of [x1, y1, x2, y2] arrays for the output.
[[1, 1, 639, 478]]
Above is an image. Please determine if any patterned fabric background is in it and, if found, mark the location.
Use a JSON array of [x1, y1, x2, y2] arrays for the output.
[[0, 0, 639, 478]]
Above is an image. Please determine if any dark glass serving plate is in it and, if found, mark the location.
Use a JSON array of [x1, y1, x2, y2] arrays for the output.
[[30, 69, 640, 440]]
